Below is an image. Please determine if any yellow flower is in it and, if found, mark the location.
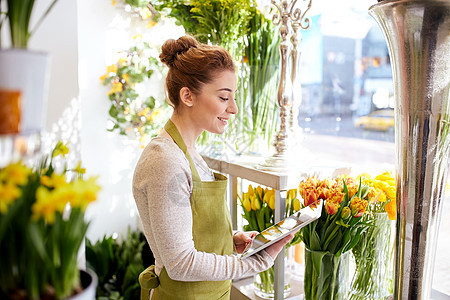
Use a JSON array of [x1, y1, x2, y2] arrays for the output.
[[53, 141, 69, 158], [70, 177, 101, 211], [350, 196, 368, 217], [0, 161, 30, 186], [250, 194, 260, 211], [147, 19, 157, 28], [242, 193, 251, 212], [122, 73, 130, 84], [111, 0, 116, 6], [138, 107, 151, 118], [100, 73, 108, 83], [74, 161, 86, 175], [32, 186, 67, 224], [247, 184, 254, 196], [139, 7, 152, 19], [0, 182, 21, 213], [385, 200, 396, 220], [117, 57, 127, 67], [256, 186, 263, 200], [385, 186, 396, 200], [108, 81, 123, 95], [106, 64, 118, 74], [149, 108, 162, 123], [263, 189, 272, 204], [325, 200, 340, 216], [40, 173, 67, 188], [133, 34, 143, 40], [268, 194, 275, 210], [293, 198, 301, 212], [287, 188, 297, 201], [341, 206, 351, 220]]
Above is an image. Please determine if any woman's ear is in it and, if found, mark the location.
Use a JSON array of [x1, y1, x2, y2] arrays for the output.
[[179, 87, 194, 107]]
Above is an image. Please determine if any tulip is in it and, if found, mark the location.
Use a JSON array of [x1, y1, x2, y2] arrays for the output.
[[350, 196, 368, 217], [256, 186, 263, 200], [242, 194, 251, 212], [341, 206, 351, 220], [385, 199, 396, 220], [293, 198, 301, 212], [304, 190, 317, 207], [268, 194, 275, 210], [325, 200, 340, 216]]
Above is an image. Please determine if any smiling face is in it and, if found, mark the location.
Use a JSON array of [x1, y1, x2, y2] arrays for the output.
[[190, 70, 238, 134]]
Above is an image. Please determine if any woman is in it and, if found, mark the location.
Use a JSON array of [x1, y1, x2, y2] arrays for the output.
[[132, 35, 293, 300]]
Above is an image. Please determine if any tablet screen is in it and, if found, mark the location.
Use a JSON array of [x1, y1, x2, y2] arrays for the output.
[[240, 200, 322, 259]]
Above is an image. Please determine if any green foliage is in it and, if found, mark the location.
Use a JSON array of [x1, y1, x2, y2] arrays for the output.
[[100, 41, 170, 143], [0, 142, 100, 299], [2, 0, 59, 48], [86, 229, 147, 300]]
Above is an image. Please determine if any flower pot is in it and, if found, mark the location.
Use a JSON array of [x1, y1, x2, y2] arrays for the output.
[[303, 249, 351, 300], [350, 212, 395, 300], [67, 269, 98, 300], [0, 49, 51, 135]]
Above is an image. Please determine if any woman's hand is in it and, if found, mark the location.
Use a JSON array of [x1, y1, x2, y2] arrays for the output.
[[264, 230, 298, 260], [233, 231, 258, 254]]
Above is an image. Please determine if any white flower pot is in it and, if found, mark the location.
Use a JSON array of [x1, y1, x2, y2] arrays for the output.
[[67, 269, 98, 300], [0, 49, 51, 134]]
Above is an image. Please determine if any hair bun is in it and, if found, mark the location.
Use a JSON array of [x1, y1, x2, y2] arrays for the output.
[[160, 36, 199, 68]]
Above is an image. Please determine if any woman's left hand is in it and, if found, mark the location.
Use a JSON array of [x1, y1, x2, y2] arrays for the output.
[[233, 231, 258, 254]]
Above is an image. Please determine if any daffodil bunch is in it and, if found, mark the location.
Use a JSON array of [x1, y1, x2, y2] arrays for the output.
[[0, 141, 101, 300], [100, 38, 169, 145]]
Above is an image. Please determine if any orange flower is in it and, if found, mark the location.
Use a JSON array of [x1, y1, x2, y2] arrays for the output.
[[385, 200, 396, 220], [350, 196, 368, 217], [325, 200, 340, 216]]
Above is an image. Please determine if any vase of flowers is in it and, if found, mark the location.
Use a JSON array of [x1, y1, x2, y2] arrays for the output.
[[350, 172, 396, 300], [240, 185, 300, 298], [298, 176, 373, 300], [0, 141, 101, 299]]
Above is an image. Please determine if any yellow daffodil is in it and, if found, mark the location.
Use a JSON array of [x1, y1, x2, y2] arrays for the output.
[[70, 177, 101, 211], [73, 161, 86, 175], [0, 182, 21, 213], [0, 161, 30, 186], [32, 186, 66, 224], [52, 141, 69, 158]]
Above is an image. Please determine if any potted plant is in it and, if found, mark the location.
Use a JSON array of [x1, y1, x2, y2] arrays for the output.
[[0, 0, 59, 137], [0, 141, 101, 299]]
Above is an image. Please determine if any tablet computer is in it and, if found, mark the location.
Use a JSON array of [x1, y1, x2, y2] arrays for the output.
[[240, 200, 322, 259]]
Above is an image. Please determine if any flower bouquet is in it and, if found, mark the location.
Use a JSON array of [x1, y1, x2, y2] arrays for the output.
[[0, 142, 101, 299], [298, 176, 373, 300], [240, 185, 301, 298], [349, 171, 396, 299]]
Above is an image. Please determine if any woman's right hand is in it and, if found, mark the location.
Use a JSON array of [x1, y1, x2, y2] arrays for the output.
[[264, 233, 296, 260]]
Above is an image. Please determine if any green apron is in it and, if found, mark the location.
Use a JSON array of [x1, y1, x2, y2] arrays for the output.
[[139, 119, 234, 300]]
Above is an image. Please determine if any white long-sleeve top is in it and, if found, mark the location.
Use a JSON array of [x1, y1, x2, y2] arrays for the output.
[[132, 136, 274, 282]]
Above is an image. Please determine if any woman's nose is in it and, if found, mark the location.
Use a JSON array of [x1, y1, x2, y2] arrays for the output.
[[227, 98, 238, 114]]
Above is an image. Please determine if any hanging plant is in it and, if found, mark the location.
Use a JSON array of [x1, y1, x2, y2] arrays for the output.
[[100, 37, 170, 145]]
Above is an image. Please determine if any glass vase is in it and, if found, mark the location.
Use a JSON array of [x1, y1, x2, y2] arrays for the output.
[[303, 249, 351, 300], [350, 212, 394, 300], [253, 259, 291, 299]]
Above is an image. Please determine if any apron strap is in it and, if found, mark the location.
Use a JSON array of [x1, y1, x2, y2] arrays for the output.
[[139, 265, 160, 300], [164, 119, 201, 182]]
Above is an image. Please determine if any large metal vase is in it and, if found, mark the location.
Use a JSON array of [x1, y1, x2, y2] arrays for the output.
[[369, 0, 450, 299]]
